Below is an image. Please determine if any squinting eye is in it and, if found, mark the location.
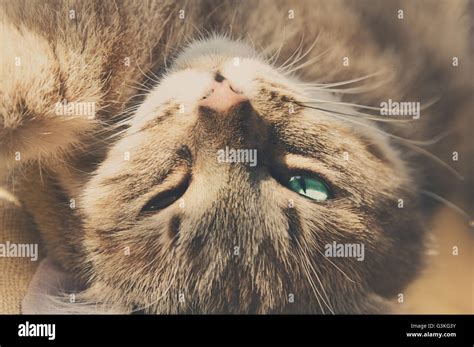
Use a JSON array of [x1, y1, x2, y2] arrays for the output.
[[140, 177, 189, 215], [287, 175, 331, 201], [141, 193, 181, 213]]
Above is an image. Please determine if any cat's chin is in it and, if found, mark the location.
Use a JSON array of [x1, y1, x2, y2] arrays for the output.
[[173, 35, 257, 69], [22, 259, 395, 314]]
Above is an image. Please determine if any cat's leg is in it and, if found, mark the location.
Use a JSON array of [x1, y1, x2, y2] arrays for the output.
[[0, 0, 200, 176], [0, 1, 200, 314], [0, 21, 101, 175], [0, 15, 113, 314]]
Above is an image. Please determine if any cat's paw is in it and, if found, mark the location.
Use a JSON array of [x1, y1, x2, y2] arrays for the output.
[[0, 22, 100, 174]]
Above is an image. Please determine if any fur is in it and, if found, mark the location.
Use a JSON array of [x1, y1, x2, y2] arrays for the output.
[[0, 0, 471, 314]]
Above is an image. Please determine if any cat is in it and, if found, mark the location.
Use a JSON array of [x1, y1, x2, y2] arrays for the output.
[[0, 0, 471, 314]]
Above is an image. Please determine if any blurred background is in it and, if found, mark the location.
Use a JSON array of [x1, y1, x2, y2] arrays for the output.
[[400, 207, 473, 313]]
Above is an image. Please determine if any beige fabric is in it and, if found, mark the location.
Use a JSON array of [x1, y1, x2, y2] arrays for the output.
[[0, 187, 41, 313]]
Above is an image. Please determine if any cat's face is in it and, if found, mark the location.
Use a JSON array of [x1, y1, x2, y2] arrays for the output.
[[80, 37, 424, 313]]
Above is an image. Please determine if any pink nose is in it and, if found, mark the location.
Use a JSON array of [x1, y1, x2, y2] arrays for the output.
[[199, 79, 248, 112]]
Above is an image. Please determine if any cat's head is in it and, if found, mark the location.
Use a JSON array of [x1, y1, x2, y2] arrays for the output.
[[78, 36, 425, 313]]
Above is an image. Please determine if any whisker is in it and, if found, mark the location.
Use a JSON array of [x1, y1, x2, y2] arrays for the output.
[[295, 71, 384, 88], [298, 103, 455, 146], [302, 83, 386, 95], [401, 141, 464, 180], [314, 248, 356, 283], [283, 48, 331, 76], [228, 2, 241, 35], [204, 1, 228, 23], [280, 31, 322, 73], [299, 103, 463, 180], [296, 102, 406, 123], [136, 58, 162, 85], [298, 250, 325, 314], [420, 190, 473, 225], [298, 100, 441, 123], [131, 258, 179, 313], [301, 99, 382, 112], [278, 34, 305, 71], [122, 82, 152, 94], [294, 238, 334, 314], [299, 239, 335, 314], [266, 27, 287, 65]]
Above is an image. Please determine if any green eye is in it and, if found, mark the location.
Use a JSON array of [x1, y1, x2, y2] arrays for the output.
[[288, 175, 331, 201]]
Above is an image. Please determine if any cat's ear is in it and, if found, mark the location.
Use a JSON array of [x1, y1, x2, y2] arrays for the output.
[[22, 258, 82, 314]]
